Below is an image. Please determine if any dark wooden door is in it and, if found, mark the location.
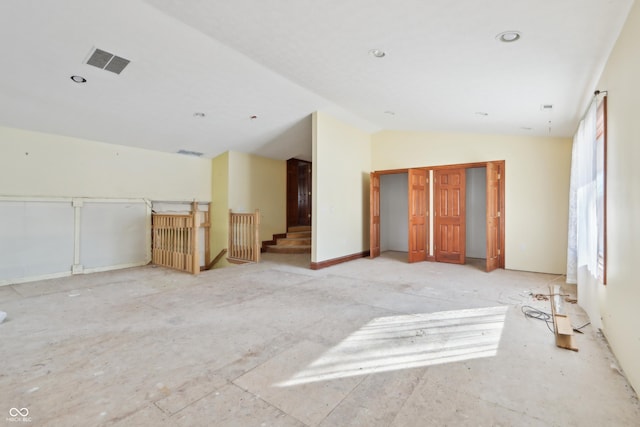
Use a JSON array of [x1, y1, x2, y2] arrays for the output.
[[486, 162, 500, 272], [286, 159, 312, 228], [370, 172, 380, 258], [297, 162, 311, 226], [435, 168, 466, 264], [408, 169, 428, 263]]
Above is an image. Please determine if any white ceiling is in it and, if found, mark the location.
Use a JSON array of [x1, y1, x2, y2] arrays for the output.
[[0, 0, 633, 161]]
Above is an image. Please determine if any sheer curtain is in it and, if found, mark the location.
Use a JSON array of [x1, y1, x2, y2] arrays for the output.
[[567, 99, 604, 328], [566, 99, 598, 284]]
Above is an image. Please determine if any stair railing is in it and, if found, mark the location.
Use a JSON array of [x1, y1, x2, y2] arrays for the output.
[[228, 209, 260, 263]]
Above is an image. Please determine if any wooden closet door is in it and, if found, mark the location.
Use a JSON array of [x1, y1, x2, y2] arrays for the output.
[[369, 172, 381, 258], [486, 162, 500, 272], [435, 168, 466, 264], [408, 169, 428, 263]]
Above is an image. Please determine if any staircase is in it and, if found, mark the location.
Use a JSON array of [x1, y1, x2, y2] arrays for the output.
[[265, 225, 311, 254]]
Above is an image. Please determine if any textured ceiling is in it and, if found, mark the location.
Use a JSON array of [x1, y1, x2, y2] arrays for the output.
[[0, 0, 633, 160]]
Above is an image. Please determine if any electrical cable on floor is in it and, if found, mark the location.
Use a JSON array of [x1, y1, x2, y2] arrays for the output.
[[521, 305, 592, 335], [573, 321, 591, 333], [521, 305, 555, 333]]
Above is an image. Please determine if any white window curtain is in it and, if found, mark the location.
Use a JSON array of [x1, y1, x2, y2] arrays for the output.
[[566, 100, 598, 284]]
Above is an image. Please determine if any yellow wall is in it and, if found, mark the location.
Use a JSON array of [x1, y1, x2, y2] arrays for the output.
[[372, 131, 572, 274], [0, 126, 211, 200], [312, 112, 372, 262], [228, 151, 286, 250], [210, 152, 230, 268], [593, 0, 640, 394], [210, 151, 286, 268]]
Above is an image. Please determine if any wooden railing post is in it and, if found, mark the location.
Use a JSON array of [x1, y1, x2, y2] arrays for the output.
[[229, 209, 233, 259], [255, 209, 260, 263], [191, 201, 199, 275]]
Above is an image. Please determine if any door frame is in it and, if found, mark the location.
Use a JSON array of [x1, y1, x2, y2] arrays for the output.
[[370, 160, 505, 269]]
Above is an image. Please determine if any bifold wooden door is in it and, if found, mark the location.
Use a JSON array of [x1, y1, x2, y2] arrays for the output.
[[435, 168, 466, 264], [408, 169, 428, 263], [371, 162, 503, 269], [369, 172, 381, 258], [486, 162, 501, 272]]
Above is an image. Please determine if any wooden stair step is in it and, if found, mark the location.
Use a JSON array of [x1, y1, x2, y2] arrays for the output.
[[265, 245, 311, 254], [288, 225, 311, 232], [287, 231, 311, 238], [277, 237, 311, 246]]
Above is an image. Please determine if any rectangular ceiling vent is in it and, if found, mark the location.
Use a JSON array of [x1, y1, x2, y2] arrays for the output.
[[86, 48, 130, 74], [540, 104, 554, 111], [177, 149, 204, 157]]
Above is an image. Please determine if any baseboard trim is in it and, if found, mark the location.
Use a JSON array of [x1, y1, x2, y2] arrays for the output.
[[310, 250, 371, 270]]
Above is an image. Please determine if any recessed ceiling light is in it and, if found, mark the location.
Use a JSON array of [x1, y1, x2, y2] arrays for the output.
[[70, 75, 87, 83], [369, 49, 386, 58], [496, 31, 521, 43], [193, 112, 206, 118]]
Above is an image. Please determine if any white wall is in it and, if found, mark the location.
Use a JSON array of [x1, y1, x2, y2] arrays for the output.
[[589, 0, 640, 394], [0, 126, 211, 200], [312, 112, 371, 263], [380, 173, 408, 252], [466, 167, 487, 259], [372, 131, 572, 274]]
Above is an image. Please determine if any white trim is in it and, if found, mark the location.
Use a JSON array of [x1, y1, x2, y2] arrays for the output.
[[0, 270, 71, 287], [0, 196, 149, 204], [73, 199, 82, 273], [81, 198, 150, 204], [0, 262, 150, 287], [83, 261, 149, 274], [0, 196, 73, 203], [145, 203, 152, 262]]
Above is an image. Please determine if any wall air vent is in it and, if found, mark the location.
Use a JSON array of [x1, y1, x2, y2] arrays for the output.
[[86, 48, 130, 74], [177, 149, 204, 157]]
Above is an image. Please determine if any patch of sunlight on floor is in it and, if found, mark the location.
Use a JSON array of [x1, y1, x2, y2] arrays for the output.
[[276, 306, 508, 387]]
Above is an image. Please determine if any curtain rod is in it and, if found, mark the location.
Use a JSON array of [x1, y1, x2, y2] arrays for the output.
[[574, 90, 608, 130]]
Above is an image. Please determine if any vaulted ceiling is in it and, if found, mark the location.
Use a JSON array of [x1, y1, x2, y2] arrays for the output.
[[0, 1, 633, 160]]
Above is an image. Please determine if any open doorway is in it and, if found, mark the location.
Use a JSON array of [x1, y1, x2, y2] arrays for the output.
[[286, 158, 312, 228], [380, 173, 408, 253], [466, 167, 487, 270]]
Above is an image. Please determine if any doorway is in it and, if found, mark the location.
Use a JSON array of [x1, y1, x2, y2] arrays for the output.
[[466, 167, 487, 267], [287, 158, 312, 228]]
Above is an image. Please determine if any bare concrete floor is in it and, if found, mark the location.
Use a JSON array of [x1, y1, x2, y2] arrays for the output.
[[1, 252, 639, 426]]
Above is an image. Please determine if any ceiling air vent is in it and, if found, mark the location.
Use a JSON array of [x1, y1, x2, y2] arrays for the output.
[[86, 48, 130, 74], [540, 104, 554, 111], [177, 149, 204, 157]]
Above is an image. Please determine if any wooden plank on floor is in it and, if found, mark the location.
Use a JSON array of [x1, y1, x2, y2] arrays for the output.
[[550, 284, 578, 352]]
